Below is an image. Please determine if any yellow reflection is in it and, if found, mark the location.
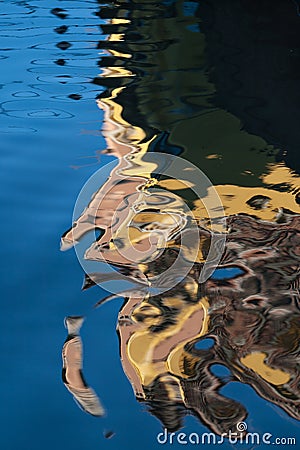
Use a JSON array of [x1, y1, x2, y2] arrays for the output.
[[108, 33, 125, 41], [109, 49, 132, 58], [166, 296, 209, 378], [111, 18, 130, 25], [107, 19, 132, 57], [158, 179, 195, 190], [262, 162, 300, 191], [194, 184, 300, 222], [101, 67, 135, 77], [241, 352, 290, 385]]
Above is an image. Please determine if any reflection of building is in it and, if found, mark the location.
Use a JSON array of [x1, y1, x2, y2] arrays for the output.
[[104, 1, 299, 176], [95, 0, 300, 213], [117, 282, 248, 434], [63, 210, 300, 434], [116, 215, 300, 434], [61, 0, 300, 436]]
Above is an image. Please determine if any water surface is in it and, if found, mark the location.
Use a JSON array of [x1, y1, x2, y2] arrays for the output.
[[1, 1, 300, 449]]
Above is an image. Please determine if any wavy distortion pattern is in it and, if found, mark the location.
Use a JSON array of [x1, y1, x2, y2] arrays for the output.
[[61, 0, 300, 437]]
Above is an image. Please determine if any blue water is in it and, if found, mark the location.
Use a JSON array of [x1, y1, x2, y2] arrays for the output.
[[1, 1, 300, 450], [210, 266, 245, 280]]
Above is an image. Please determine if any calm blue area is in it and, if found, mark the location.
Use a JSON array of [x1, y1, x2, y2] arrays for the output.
[[210, 266, 245, 280], [0, 1, 299, 450], [210, 364, 231, 378], [194, 338, 214, 350]]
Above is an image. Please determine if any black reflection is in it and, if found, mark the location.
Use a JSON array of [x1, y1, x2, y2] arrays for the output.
[[54, 25, 68, 34], [200, 0, 300, 174], [51, 8, 68, 19], [54, 59, 66, 66], [56, 41, 72, 50], [68, 94, 82, 101]]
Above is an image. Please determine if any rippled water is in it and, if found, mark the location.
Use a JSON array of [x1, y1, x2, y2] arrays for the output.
[[2, 1, 300, 449]]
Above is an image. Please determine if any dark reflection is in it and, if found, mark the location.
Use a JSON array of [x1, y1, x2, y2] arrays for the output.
[[54, 59, 66, 66], [200, 0, 300, 174], [68, 93, 82, 100], [54, 25, 68, 35], [51, 8, 68, 19], [104, 430, 115, 439], [56, 41, 72, 50], [61, 0, 300, 436]]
